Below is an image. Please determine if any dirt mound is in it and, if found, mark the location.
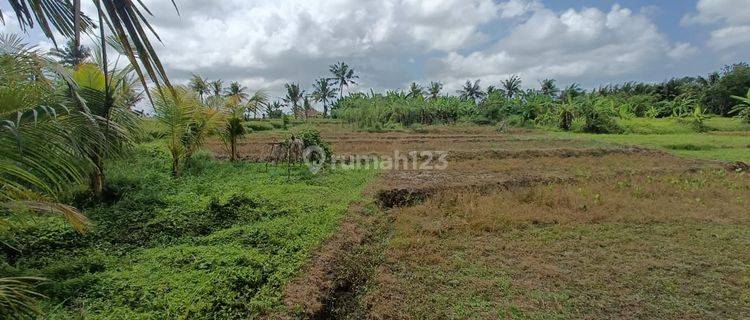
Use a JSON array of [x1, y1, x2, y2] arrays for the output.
[[726, 161, 750, 172]]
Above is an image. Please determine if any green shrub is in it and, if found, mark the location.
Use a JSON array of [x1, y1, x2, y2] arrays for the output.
[[295, 129, 332, 162], [579, 102, 622, 134]]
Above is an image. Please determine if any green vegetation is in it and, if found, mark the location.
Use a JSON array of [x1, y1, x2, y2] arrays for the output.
[[2, 143, 374, 318]]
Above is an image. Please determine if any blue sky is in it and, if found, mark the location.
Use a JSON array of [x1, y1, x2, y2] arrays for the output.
[[1, 0, 749, 103]]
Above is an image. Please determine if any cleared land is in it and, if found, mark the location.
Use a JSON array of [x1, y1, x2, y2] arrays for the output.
[[252, 122, 750, 319]]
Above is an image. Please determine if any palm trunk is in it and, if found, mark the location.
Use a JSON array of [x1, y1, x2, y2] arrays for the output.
[[230, 136, 237, 161], [171, 153, 180, 178], [89, 154, 105, 198]]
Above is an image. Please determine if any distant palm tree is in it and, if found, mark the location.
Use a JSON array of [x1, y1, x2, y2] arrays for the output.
[[486, 85, 498, 96], [329, 61, 358, 98], [501, 75, 522, 99], [189, 74, 210, 101], [247, 90, 269, 119], [540, 78, 559, 98], [226, 81, 248, 103], [312, 78, 338, 117], [266, 101, 283, 118], [283, 83, 304, 118], [560, 83, 584, 101], [407, 82, 424, 99], [210, 79, 223, 96], [457, 79, 485, 105], [428, 81, 442, 100], [49, 39, 90, 66]]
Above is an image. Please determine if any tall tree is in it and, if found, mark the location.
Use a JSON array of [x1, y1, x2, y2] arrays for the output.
[[329, 61, 358, 98], [49, 39, 90, 66], [189, 74, 210, 101], [560, 83, 584, 101], [501, 75, 522, 99], [283, 82, 304, 118], [540, 78, 559, 97], [210, 79, 223, 96], [312, 78, 337, 117], [457, 79, 485, 105], [225, 81, 248, 103], [428, 81, 443, 100], [247, 89, 269, 119], [406, 82, 424, 99], [266, 101, 283, 119]]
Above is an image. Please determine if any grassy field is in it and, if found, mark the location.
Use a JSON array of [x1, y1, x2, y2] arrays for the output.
[[1, 141, 375, 318]]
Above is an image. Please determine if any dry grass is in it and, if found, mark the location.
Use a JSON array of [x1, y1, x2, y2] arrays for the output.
[[362, 169, 750, 319]]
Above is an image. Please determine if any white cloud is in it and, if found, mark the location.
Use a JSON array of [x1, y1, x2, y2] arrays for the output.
[[433, 4, 680, 91], [683, 0, 750, 51], [668, 42, 699, 59], [132, 0, 500, 97]]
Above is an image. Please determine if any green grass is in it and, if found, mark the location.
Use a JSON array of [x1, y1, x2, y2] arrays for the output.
[[551, 117, 750, 163], [1, 142, 375, 318], [617, 117, 750, 134]]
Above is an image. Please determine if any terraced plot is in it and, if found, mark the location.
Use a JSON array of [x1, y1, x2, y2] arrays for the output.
[[269, 125, 750, 319]]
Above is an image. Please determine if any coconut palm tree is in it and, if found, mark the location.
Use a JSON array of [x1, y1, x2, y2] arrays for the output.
[[560, 83, 584, 101], [329, 61, 358, 98], [283, 82, 304, 118], [189, 74, 210, 101], [457, 79, 485, 105], [0, 34, 94, 231], [501, 75, 522, 99], [406, 82, 424, 99], [72, 61, 140, 197], [49, 39, 90, 66], [312, 78, 337, 117], [210, 79, 223, 97], [0, 35, 104, 316], [152, 86, 221, 177], [428, 81, 442, 100], [226, 81, 248, 102], [222, 98, 246, 161], [540, 78, 559, 98], [247, 89, 269, 119], [266, 101, 283, 118]]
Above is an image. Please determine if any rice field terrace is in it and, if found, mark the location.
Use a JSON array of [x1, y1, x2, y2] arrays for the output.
[[203, 122, 748, 319]]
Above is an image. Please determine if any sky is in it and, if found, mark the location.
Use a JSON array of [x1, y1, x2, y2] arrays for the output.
[[1, 0, 749, 110]]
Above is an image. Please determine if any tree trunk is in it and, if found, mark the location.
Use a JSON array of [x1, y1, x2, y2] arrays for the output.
[[89, 166, 104, 199], [324, 102, 328, 118], [171, 153, 180, 178], [230, 136, 237, 161]]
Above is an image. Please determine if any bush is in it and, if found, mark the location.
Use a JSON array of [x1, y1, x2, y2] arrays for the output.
[[577, 100, 622, 134], [295, 129, 332, 162]]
